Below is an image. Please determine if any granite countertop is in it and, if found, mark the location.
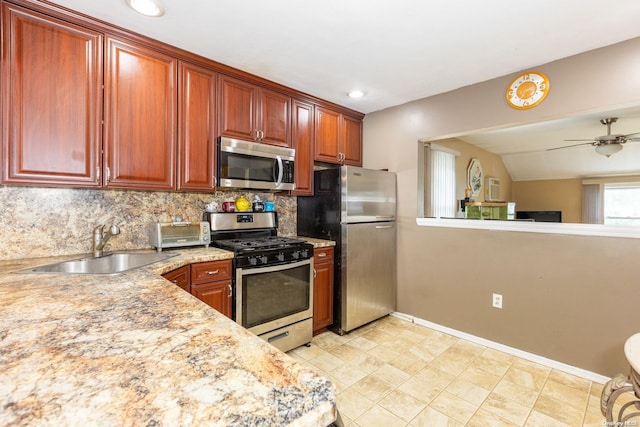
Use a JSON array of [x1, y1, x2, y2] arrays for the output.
[[293, 237, 336, 248], [0, 248, 337, 426]]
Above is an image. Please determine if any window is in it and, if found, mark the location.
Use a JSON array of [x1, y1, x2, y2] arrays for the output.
[[421, 143, 459, 218], [604, 184, 640, 226]]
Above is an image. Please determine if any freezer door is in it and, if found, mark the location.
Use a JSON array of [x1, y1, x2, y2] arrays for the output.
[[341, 221, 396, 333], [341, 166, 396, 223]]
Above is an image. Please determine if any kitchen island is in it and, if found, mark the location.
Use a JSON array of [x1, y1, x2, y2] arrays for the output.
[[0, 248, 337, 426]]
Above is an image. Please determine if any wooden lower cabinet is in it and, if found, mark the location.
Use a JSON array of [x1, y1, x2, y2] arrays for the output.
[[162, 259, 233, 319], [162, 265, 190, 292], [190, 282, 232, 318], [313, 247, 334, 334]]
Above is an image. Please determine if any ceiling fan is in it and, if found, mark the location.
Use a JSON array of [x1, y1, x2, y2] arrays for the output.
[[547, 117, 640, 157]]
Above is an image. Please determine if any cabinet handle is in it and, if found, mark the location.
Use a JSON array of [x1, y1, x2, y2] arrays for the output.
[[317, 252, 327, 257], [171, 279, 179, 284], [212, 175, 217, 187], [206, 269, 220, 275], [313, 268, 316, 278], [260, 129, 265, 140], [227, 284, 232, 298], [105, 166, 111, 183], [254, 129, 260, 140], [96, 166, 100, 182]]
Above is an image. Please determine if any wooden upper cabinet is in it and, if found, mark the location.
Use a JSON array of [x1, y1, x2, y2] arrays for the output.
[[291, 99, 314, 196], [218, 74, 257, 141], [104, 36, 177, 190], [314, 106, 341, 163], [218, 75, 291, 147], [178, 62, 217, 191], [341, 114, 363, 166], [314, 106, 363, 166], [259, 88, 290, 146], [1, 4, 103, 186]]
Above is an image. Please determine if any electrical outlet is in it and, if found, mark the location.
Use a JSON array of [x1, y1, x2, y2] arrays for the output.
[[492, 293, 503, 309]]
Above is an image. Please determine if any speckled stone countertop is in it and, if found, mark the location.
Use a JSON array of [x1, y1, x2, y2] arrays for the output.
[[293, 237, 336, 248], [0, 248, 337, 426]]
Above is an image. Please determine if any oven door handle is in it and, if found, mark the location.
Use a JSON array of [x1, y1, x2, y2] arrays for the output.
[[237, 258, 312, 276], [274, 155, 283, 187]]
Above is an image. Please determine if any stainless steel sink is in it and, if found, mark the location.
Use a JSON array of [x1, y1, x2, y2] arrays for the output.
[[21, 252, 178, 275]]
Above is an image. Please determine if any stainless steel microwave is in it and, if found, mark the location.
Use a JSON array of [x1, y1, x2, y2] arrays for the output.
[[217, 137, 295, 191]]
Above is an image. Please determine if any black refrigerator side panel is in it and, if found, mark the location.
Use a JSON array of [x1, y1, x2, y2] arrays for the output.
[[297, 167, 344, 333], [297, 167, 341, 241]]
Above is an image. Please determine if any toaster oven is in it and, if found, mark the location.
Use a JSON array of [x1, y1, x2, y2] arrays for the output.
[[148, 221, 210, 251]]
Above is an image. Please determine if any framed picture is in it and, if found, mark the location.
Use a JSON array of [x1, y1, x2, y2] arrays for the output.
[[467, 158, 483, 198]]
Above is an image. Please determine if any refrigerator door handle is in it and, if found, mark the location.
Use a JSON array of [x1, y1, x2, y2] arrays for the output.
[[375, 225, 393, 229], [375, 215, 395, 220]]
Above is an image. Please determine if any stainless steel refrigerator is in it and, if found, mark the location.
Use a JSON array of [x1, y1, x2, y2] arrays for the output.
[[297, 166, 397, 335]]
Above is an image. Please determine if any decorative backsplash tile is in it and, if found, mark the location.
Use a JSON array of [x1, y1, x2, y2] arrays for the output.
[[0, 186, 297, 260]]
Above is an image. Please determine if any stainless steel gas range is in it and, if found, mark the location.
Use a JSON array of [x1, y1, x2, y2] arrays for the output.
[[204, 212, 314, 352]]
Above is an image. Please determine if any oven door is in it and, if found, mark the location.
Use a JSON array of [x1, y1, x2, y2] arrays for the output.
[[236, 258, 313, 336]]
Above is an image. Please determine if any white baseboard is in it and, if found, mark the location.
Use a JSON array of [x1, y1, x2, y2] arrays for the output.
[[390, 312, 610, 384]]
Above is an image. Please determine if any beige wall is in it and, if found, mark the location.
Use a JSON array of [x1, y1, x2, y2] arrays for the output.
[[436, 138, 513, 203], [512, 179, 582, 223], [363, 37, 640, 377]]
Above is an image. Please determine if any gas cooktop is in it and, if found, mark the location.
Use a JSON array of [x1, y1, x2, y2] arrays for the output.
[[214, 236, 308, 253]]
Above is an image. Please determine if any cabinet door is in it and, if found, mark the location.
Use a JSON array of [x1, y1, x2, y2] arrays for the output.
[[260, 88, 290, 147], [104, 36, 177, 190], [291, 99, 314, 196], [178, 62, 217, 191], [314, 106, 341, 163], [313, 247, 334, 333], [162, 265, 190, 292], [2, 4, 102, 186], [341, 114, 363, 166], [191, 281, 233, 318], [218, 75, 258, 141]]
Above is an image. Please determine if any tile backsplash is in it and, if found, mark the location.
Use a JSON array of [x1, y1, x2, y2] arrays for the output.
[[0, 186, 296, 261]]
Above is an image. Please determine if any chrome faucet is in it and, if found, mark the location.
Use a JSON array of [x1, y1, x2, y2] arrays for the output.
[[93, 225, 120, 257]]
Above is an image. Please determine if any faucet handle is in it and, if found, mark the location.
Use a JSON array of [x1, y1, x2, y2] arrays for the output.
[[108, 225, 120, 236]]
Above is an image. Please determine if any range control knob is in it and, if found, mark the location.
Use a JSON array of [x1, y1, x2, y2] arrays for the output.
[[259, 256, 268, 264], [248, 257, 257, 266], [291, 251, 300, 259], [276, 252, 285, 262], [300, 249, 309, 258]]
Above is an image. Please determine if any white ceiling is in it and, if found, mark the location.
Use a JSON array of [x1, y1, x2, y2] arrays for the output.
[[47, 0, 640, 115], [45, 0, 640, 181]]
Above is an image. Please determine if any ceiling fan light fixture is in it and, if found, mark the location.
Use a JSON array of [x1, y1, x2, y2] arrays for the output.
[[595, 143, 623, 157], [348, 90, 364, 99], [125, 0, 164, 17]]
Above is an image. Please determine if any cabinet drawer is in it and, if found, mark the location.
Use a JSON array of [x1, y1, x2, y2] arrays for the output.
[[314, 247, 334, 264], [191, 259, 232, 284]]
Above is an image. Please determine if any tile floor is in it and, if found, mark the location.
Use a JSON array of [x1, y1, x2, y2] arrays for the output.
[[288, 315, 633, 427]]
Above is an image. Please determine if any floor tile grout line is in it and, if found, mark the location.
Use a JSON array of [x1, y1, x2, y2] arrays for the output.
[[299, 317, 605, 427]]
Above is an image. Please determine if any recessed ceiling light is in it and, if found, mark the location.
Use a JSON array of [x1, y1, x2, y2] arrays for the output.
[[125, 0, 165, 17], [348, 90, 365, 99]]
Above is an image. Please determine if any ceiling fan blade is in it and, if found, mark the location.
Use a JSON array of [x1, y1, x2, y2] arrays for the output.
[[627, 137, 640, 142], [547, 142, 594, 151], [563, 138, 597, 142], [624, 131, 640, 138]]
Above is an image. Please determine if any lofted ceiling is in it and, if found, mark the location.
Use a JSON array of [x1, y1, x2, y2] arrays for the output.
[[43, 0, 640, 181], [459, 106, 640, 181]]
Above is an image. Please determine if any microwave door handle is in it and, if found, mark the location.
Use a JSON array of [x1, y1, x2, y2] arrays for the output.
[[274, 155, 283, 186]]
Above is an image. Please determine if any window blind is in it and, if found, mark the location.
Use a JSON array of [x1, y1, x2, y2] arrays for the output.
[[425, 144, 458, 218]]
